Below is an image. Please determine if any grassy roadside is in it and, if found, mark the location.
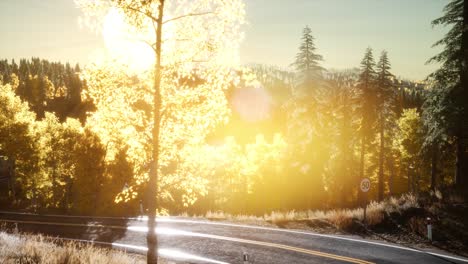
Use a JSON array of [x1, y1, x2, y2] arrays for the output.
[[191, 193, 468, 257], [201, 193, 419, 228], [0, 231, 160, 264]]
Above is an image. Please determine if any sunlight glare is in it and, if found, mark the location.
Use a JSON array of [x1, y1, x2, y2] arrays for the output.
[[159, 249, 229, 264], [111, 242, 228, 264], [102, 8, 155, 71], [232, 82, 272, 122]]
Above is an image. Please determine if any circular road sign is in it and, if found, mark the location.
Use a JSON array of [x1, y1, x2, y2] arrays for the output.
[[360, 178, 371, 193]]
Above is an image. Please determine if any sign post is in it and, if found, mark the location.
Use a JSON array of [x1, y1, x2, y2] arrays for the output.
[[360, 178, 370, 225]]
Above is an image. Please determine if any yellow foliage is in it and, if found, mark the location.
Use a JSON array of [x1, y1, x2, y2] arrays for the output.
[[76, 0, 247, 209]]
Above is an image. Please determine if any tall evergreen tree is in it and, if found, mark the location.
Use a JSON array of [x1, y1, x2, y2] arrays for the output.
[[375, 51, 395, 200], [292, 26, 324, 94], [325, 70, 360, 206], [286, 26, 327, 209], [357, 48, 376, 202], [427, 0, 468, 194]]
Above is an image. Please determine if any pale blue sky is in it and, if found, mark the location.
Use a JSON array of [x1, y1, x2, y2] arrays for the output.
[[0, 0, 447, 80]]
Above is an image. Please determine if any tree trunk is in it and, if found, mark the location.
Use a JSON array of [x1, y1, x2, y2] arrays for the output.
[[52, 166, 57, 207], [358, 135, 365, 205], [407, 165, 411, 193], [431, 143, 438, 190], [455, 135, 466, 191], [147, 1, 165, 263], [9, 159, 16, 202], [341, 101, 352, 208], [378, 113, 384, 201], [388, 157, 394, 196], [414, 165, 419, 195]]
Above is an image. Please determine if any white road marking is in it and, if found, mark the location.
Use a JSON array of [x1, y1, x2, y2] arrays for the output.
[[112, 243, 230, 264], [0, 219, 373, 263], [1, 211, 467, 262], [129, 226, 373, 263], [155, 218, 468, 263]]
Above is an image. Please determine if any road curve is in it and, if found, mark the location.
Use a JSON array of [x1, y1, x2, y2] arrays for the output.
[[1, 211, 467, 264]]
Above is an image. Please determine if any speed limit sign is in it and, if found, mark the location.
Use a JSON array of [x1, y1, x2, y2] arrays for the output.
[[360, 178, 371, 193]]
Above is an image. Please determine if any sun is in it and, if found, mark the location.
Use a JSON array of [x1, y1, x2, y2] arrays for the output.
[[100, 7, 240, 71], [102, 8, 155, 71]]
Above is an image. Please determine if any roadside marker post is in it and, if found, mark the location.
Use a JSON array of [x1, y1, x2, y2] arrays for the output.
[[360, 178, 370, 225], [427, 217, 433, 241], [243, 252, 249, 264]]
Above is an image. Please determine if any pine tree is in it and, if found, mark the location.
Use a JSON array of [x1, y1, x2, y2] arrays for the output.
[[427, 0, 468, 194], [375, 51, 395, 200], [288, 26, 328, 208], [292, 26, 324, 94], [396, 109, 426, 193], [325, 70, 360, 206], [357, 47, 376, 202]]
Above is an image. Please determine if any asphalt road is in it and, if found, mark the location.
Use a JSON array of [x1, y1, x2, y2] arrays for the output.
[[1, 211, 467, 264]]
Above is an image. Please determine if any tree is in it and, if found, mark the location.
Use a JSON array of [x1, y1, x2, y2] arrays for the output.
[[291, 26, 324, 96], [0, 79, 39, 205], [0, 58, 86, 122], [76, 1, 245, 262], [284, 27, 328, 209], [33, 113, 91, 210], [395, 109, 425, 193], [1, 76, 106, 212], [34, 113, 75, 209], [323, 70, 360, 206], [422, 80, 452, 190], [244, 134, 287, 212], [427, 0, 468, 194], [70, 128, 106, 215], [357, 48, 376, 203], [375, 51, 395, 200], [248, 64, 295, 135]]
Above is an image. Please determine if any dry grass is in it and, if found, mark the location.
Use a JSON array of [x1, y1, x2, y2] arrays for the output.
[[205, 211, 229, 220], [0, 232, 147, 264], [204, 211, 267, 226], [325, 210, 357, 229], [201, 193, 420, 231]]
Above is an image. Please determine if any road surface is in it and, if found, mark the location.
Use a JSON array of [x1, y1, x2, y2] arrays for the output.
[[1, 211, 467, 264]]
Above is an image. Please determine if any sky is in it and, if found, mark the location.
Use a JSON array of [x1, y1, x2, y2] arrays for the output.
[[0, 0, 448, 80]]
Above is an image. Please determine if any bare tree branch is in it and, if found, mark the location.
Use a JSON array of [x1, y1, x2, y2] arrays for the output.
[[142, 39, 157, 52], [120, 35, 157, 53], [121, 4, 159, 22], [162, 38, 190, 43], [162, 11, 215, 24], [151, 17, 157, 33]]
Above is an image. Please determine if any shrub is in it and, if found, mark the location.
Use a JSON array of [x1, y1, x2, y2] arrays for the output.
[[327, 210, 354, 230]]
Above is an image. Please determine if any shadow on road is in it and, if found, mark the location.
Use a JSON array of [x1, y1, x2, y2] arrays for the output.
[[0, 211, 134, 244]]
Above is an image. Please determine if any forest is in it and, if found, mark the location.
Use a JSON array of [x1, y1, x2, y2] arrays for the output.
[[0, 0, 467, 218]]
